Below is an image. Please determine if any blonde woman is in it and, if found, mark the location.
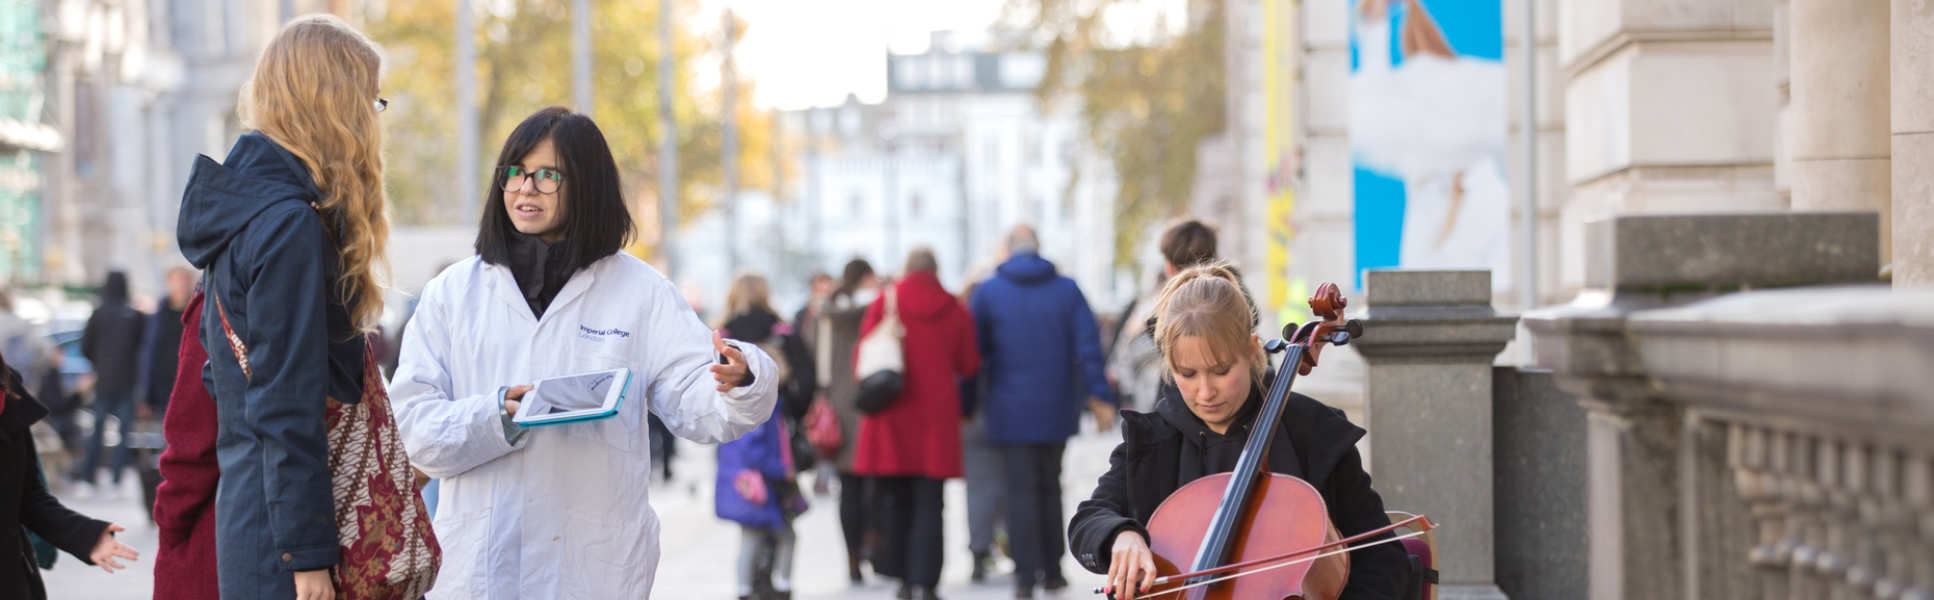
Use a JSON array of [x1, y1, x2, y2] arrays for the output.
[[1067, 264, 1405, 600], [174, 15, 389, 600]]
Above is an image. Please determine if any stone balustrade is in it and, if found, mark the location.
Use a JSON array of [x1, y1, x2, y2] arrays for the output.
[[1521, 211, 1925, 600], [1628, 287, 1934, 600]]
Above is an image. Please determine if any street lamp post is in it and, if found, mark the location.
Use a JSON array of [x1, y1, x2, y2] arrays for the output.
[[883, 136, 899, 265], [657, 0, 679, 277], [573, 0, 593, 116], [721, 8, 740, 274]]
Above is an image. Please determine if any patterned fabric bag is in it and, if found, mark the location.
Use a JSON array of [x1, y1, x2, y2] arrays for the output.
[[214, 295, 441, 599]]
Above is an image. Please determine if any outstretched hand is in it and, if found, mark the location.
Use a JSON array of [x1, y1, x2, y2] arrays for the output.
[[88, 524, 139, 574], [710, 331, 751, 392]]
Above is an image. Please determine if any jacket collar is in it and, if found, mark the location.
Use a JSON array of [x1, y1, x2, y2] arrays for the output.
[[1145, 372, 1366, 485], [485, 254, 601, 324], [1157, 381, 1265, 443]]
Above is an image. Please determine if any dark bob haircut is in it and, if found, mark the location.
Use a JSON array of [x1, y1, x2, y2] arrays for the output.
[[475, 106, 635, 274]]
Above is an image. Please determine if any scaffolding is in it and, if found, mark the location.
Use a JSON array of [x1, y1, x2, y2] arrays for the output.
[[0, 0, 53, 283]]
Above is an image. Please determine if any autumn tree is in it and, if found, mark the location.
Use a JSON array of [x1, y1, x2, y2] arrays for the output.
[[1002, 0, 1226, 267], [366, 0, 774, 237]]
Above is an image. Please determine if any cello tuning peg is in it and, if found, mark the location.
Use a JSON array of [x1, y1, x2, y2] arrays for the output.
[[1281, 322, 1299, 340], [1343, 319, 1364, 339], [1264, 338, 1289, 354]]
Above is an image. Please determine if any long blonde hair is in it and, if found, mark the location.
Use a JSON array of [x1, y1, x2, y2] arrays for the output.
[[1152, 262, 1266, 384], [239, 14, 389, 330], [724, 273, 775, 320]]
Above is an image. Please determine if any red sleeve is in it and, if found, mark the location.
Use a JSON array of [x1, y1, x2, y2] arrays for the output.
[[153, 291, 220, 546]]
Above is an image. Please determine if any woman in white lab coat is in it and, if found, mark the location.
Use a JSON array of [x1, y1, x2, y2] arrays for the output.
[[392, 106, 779, 599]]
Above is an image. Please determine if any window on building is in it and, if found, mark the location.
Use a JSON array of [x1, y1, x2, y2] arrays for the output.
[[953, 56, 974, 88], [850, 193, 864, 216], [73, 79, 99, 176], [908, 193, 923, 219]]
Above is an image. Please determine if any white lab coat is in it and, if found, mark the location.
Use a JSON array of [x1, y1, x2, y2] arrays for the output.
[[392, 253, 778, 599]]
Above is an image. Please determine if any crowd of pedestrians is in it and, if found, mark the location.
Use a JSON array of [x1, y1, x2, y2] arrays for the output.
[[3, 11, 1409, 600]]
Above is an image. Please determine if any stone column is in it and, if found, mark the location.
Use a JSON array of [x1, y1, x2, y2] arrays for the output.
[[1526, 212, 1880, 600], [1556, 0, 1779, 293], [1355, 270, 1517, 600], [1790, 0, 1892, 262], [1895, 0, 1934, 286]]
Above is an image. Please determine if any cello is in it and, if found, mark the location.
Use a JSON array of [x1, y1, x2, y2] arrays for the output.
[[1101, 283, 1437, 600]]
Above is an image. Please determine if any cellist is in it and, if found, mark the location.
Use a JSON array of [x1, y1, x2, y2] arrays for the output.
[[1067, 264, 1407, 599]]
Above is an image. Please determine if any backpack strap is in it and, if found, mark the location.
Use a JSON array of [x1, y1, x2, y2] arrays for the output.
[[211, 293, 253, 381]]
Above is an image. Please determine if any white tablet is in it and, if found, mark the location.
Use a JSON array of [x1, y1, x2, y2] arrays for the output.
[[511, 367, 632, 427]]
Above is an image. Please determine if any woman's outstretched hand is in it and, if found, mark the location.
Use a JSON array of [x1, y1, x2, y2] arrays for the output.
[[710, 331, 751, 392], [88, 524, 139, 573]]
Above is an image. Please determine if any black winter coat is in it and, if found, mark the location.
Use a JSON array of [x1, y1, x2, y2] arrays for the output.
[[723, 309, 814, 421], [1067, 380, 1406, 600], [80, 273, 146, 396], [2, 360, 111, 600]]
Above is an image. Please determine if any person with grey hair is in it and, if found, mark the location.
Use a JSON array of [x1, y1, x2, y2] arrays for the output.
[[968, 225, 1117, 598]]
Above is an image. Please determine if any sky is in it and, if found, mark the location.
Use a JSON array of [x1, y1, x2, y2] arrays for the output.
[[694, 0, 1011, 110]]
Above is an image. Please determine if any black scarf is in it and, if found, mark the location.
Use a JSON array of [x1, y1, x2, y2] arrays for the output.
[[506, 233, 574, 317]]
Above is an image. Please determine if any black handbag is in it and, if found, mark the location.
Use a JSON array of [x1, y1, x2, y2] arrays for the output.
[[855, 370, 903, 415], [786, 415, 818, 472]]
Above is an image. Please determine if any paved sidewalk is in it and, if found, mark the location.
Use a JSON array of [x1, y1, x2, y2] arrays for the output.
[[38, 423, 1124, 600]]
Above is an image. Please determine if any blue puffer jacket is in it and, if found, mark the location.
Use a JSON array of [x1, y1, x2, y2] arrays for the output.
[[177, 132, 366, 599], [968, 253, 1115, 445], [715, 403, 788, 529]]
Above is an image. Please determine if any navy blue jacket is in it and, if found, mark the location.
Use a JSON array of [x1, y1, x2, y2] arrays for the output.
[[968, 253, 1115, 444], [177, 132, 365, 597]]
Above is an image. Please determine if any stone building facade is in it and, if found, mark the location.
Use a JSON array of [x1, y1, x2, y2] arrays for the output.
[[28, 0, 348, 296], [1322, 2, 1934, 599]]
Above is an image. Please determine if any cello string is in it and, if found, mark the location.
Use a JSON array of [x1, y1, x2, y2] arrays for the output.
[[1133, 530, 1429, 599], [1147, 514, 1433, 584], [1139, 531, 1427, 599]]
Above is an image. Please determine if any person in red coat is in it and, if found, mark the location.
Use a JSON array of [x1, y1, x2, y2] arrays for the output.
[[852, 247, 979, 600], [151, 288, 219, 600]]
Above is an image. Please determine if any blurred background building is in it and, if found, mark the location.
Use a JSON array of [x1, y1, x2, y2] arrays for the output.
[[6, 0, 348, 301], [697, 31, 1123, 312]]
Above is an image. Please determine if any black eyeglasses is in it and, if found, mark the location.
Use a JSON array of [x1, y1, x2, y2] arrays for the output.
[[498, 166, 564, 195]]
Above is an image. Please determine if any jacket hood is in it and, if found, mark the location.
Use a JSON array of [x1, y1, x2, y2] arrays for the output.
[[723, 308, 785, 342], [99, 271, 130, 305], [995, 252, 1060, 285], [1, 361, 47, 430], [177, 132, 325, 269], [894, 271, 962, 321]]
